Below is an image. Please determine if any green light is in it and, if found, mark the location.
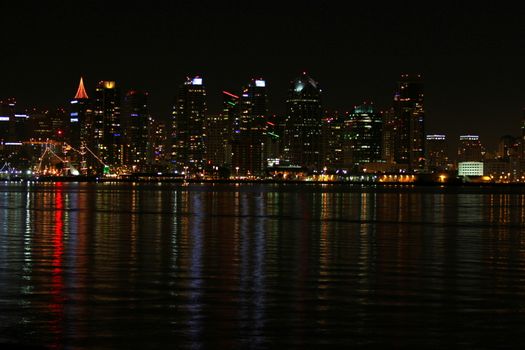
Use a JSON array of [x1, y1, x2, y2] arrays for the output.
[[227, 101, 236, 106]]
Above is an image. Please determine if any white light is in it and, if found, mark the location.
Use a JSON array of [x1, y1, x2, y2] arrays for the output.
[[192, 78, 203, 85], [255, 80, 266, 87], [0, 116, 9, 121]]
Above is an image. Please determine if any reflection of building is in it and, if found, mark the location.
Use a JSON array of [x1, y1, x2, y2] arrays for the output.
[[171, 76, 207, 173], [392, 74, 425, 171], [426, 134, 448, 171], [284, 72, 323, 169], [123, 90, 150, 169], [93, 80, 122, 165], [458, 135, 482, 162], [344, 103, 382, 169]]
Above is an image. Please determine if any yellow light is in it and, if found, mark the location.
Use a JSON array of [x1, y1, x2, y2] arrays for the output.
[[104, 81, 115, 89], [439, 174, 447, 182]]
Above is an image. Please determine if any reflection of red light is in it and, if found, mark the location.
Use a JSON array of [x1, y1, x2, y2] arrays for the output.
[[50, 183, 65, 344]]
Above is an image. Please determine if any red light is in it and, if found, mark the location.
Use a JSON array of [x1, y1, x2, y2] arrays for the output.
[[57, 130, 63, 135], [222, 91, 240, 99]]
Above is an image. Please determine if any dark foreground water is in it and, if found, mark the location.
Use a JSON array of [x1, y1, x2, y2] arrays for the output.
[[1, 182, 525, 349]]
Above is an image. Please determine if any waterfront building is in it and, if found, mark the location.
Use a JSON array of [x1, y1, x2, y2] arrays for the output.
[[458, 161, 484, 176], [122, 90, 150, 169], [344, 103, 383, 169], [426, 134, 448, 172], [392, 74, 425, 171], [69, 77, 92, 149], [231, 78, 268, 176], [93, 80, 122, 166], [284, 72, 323, 170], [321, 111, 344, 170], [458, 135, 483, 162], [171, 76, 207, 174]]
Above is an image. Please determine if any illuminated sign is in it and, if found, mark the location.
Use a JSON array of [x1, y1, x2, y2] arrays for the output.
[[0, 116, 9, 121], [4, 142, 22, 146], [131, 113, 139, 117], [70, 112, 78, 117], [70, 100, 78, 104], [14, 114, 28, 118], [192, 77, 203, 85], [255, 80, 266, 87], [104, 81, 116, 89], [70, 118, 79, 122]]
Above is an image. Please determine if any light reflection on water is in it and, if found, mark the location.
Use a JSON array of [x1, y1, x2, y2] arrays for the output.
[[1, 183, 525, 348]]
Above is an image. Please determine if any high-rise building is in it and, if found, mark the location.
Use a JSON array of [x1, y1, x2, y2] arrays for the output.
[[171, 76, 207, 174], [284, 72, 323, 169], [321, 112, 344, 170], [392, 74, 425, 171], [498, 135, 518, 161], [122, 90, 150, 169], [344, 103, 383, 168], [69, 77, 91, 149], [93, 81, 122, 166], [425, 134, 448, 171], [231, 78, 268, 176], [458, 135, 483, 162], [0, 98, 16, 143]]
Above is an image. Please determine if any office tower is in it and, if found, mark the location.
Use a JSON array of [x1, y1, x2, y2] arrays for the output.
[[231, 78, 268, 176], [425, 134, 448, 171], [151, 119, 168, 167], [498, 135, 518, 160], [171, 76, 207, 174], [344, 103, 383, 168], [93, 81, 122, 165], [284, 72, 323, 169], [322, 111, 344, 169], [69, 77, 91, 148], [206, 90, 240, 168], [458, 135, 483, 162], [0, 98, 16, 143], [381, 107, 396, 164], [392, 74, 425, 171], [122, 90, 150, 169]]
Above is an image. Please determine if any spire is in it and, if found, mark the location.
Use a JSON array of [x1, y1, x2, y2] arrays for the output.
[[74, 77, 89, 99]]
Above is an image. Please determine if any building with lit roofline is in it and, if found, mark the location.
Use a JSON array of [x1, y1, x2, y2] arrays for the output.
[[392, 74, 425, 171], [284, 72, 323, 170], [69, 77, 92, 149], [171, 76, 207, 174]]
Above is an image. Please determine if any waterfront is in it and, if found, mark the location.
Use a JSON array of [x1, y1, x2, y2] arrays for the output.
[[1, 182, 525, 349]]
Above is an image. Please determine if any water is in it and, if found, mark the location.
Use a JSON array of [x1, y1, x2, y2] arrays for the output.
[[1, 182, 525, 349]]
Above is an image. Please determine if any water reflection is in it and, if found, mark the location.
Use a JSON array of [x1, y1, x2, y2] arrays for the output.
[[1, 184, 525, 348]]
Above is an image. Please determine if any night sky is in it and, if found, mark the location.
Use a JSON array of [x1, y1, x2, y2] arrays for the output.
[[2, 1, 525, 151]]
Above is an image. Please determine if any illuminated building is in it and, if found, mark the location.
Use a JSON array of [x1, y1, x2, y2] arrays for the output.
[[122, 90, 150, 169], [321, 112, 344, 170], [284, 72, 323, 169], [497, 135, 518, 160], [69, 77, 92, 148], [171, 76, 207, 173], [458, 135, 483, 162], [344, 103, 382, 168], [231, 78, 268, 176], [0, 98, 16, 143], [93, 80, 122, 165], [206, 91, 240, 168], [425, 134, 448, 171], [151, 120, 168, 166], [458, 161, 484, 176], [392, 74, 425, 171]]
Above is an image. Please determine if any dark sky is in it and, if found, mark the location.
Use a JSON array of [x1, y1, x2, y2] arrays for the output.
[[1, 0, 525, 150]]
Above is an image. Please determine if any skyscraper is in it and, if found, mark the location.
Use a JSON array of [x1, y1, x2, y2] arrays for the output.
[[458, 135, 483, 162], [425, 134, 448, 171], [284, 72, 323, 170], [344, 103, 383, 168], [0, 98, 16, 143], [231, 78, 268, 176], [69, 77, 91, 149], [122, 90, 150, 169], [171, 76, 207, 174], [392, 74, 425, 171], [93, 81, 122, 166]]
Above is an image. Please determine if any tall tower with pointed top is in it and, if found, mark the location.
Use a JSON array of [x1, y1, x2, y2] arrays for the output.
[[69, 77, 93, 149]]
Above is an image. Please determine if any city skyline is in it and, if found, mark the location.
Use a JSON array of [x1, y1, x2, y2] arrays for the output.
[[2, 1, 525, 151]]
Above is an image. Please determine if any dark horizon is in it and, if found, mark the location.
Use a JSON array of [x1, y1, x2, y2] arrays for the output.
[[2, 1, 525, 150]]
